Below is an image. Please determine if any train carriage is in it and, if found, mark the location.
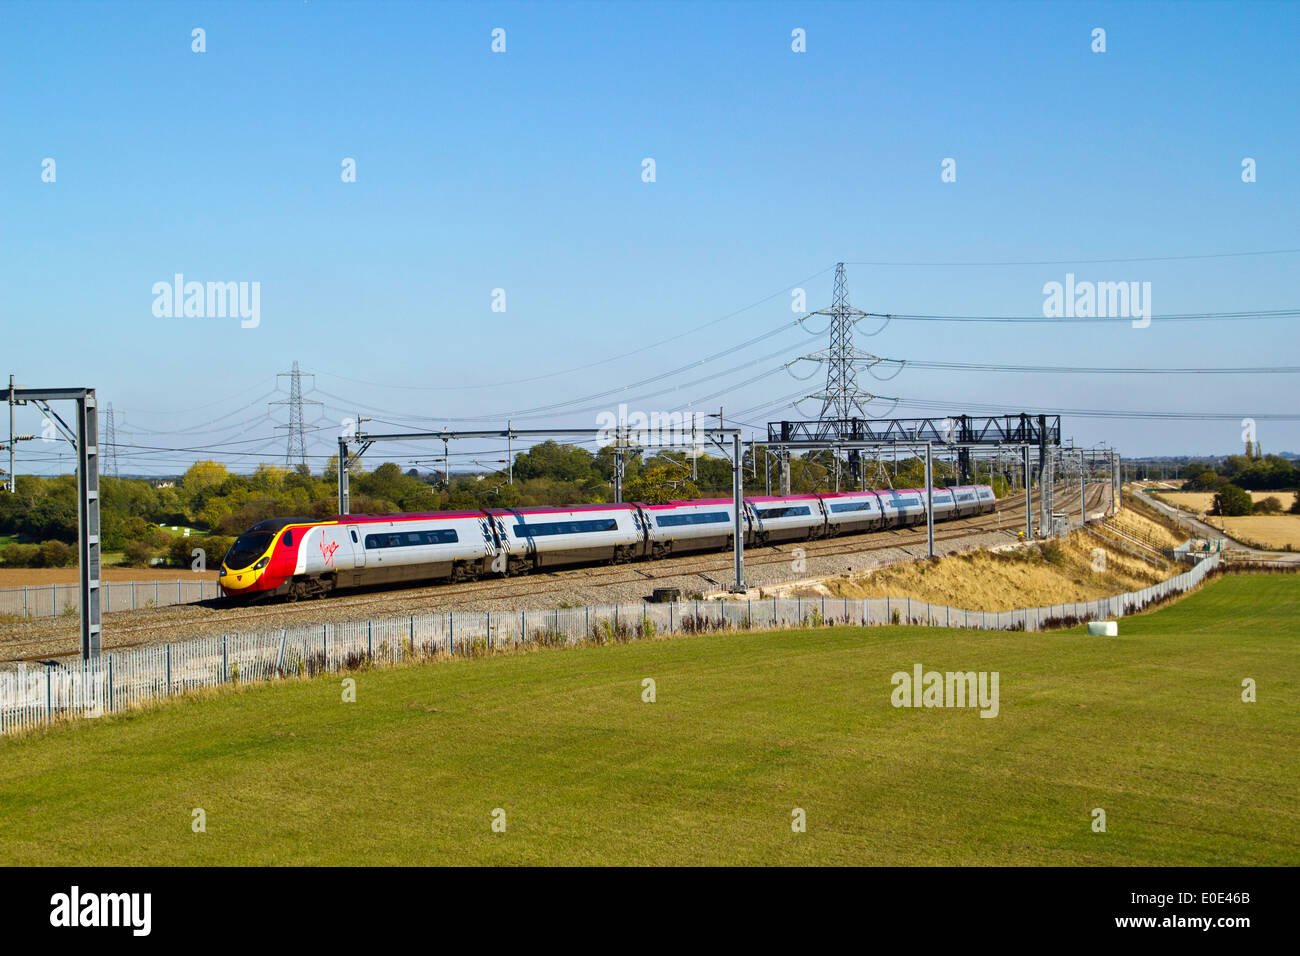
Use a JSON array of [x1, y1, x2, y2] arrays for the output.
[[929, 488, 956, 518], [746, 494, 826, 544], [353, 512, 496, 587], [642, 498, 745, 557], [877, 489, 926, 527], [947, 485, 983, 518], [488, 503, 645, 572], [819, 492, 886, 535]]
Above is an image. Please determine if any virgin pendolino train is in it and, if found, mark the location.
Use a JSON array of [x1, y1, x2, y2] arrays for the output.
[[218, 485, 997, 601]]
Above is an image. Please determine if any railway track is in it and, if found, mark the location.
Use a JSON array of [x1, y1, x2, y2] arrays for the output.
[[1, 483, 1107, 663]]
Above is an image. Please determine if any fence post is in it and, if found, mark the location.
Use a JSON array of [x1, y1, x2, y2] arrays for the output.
[[46, 666, 52, 723], [107, 656, 113, 712], [222, 634, 228, 683], [23, 585, 27, 617], [276, 630, 287, 674], [165, 643, 172, 694], [132, 581, 136, 610], [367, 619, 373, 660], [322, 625, 328, 669]]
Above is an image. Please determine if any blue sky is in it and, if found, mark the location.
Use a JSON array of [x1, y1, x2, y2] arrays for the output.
[[2, 0, 1297, 474]]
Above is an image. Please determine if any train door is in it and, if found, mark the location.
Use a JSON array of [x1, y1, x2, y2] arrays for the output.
[[742, 500, 761, 545], [348, 526, 366, 567]]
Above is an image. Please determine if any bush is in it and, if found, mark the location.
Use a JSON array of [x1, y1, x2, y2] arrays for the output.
[[1040, 540, 1066, 566], [39, 540, 76, 567], [0, 540, 77, 568], [1252, 496, 1284, 515], [0, 542, 41, 567], [122, 540, 157, 567], [1212, 484, 1253, 516]]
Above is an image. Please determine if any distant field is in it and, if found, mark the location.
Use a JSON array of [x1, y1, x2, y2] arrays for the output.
[[1, 574, 1295, 866], [1201, 516, 1300, 551], [0, 568, 218, 587], [1152, 490, 1294, 514], [1147, 490, 1300, 549]]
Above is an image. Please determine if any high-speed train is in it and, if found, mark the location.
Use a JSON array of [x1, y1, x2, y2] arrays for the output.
[[219, 485, 997, 601]]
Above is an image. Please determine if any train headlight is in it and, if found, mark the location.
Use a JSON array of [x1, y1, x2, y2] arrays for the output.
[[218, 567, 227, 578], [253, 557, 269, 571]]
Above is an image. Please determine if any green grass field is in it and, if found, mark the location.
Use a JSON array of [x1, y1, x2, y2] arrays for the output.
[[1, 574, 1297, 866]]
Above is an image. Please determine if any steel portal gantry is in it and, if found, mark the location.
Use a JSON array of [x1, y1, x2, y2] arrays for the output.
[[0, 385, 101, 658]]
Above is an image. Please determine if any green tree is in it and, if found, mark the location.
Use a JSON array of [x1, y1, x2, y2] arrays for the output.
[[624, 465, 700, 504], [1212, 484, 1252, 516]]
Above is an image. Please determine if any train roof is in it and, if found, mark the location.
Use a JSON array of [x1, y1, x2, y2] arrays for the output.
[[486, 503, 636, 516], [329, 511, 487, 524]]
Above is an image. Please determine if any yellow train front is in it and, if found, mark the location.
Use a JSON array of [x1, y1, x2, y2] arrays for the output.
[[219, 517, 314, 599]]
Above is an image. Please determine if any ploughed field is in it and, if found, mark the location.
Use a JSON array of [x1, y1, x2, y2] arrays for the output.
[[0, 574, 1294, 865]]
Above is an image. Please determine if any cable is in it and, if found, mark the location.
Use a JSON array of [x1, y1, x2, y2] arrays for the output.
[[875, 359, 1300, 375], [844, 247, 1300, 267], [309, 264, 837, 392], [860, 309, 1300, 325]]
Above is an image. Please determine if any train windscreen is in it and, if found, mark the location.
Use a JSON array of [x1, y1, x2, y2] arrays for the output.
[[225, 532, 274, 569]]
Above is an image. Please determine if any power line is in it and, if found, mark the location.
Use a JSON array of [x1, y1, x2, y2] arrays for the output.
[[860, 309, 1300, 325], [875, 359, 1300, 375], [843, 247, 1300, 267], [310, 263, 839, 393]]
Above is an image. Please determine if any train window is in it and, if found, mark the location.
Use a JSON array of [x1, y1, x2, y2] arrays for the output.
[[829, 501, 874, 513], [364, 528, 459, 549], [758, 505, 811, 518], [282, 531, 293, 547], [350, 530, 358, 543], [656, 511, 729, 527], [514, 518, 618, 537]]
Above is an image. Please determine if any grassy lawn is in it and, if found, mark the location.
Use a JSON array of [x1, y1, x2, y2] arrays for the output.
[[0, 574, 1296, 866]]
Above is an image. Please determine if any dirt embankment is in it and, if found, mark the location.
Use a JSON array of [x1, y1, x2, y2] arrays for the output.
[[780, 519, 1179, 613]]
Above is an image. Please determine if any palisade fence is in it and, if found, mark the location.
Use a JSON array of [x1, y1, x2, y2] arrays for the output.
[[0, 578, 218, 619], [0, 553, 1221, 736]]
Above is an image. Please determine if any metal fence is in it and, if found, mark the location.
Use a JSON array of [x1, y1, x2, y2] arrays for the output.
[[0, 554, 1221, 736], [0, 578, 218, 619]]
